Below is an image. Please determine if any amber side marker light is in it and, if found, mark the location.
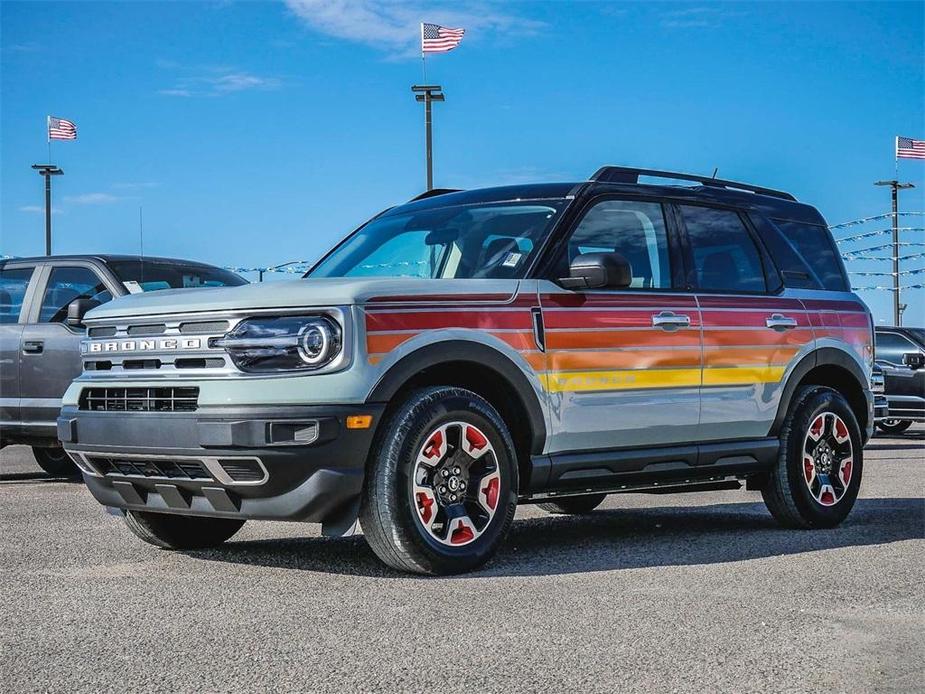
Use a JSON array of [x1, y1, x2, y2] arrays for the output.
[[346, 415, 373, 430]]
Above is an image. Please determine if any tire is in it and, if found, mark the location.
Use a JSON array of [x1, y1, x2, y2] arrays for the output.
[[876, 419, 913, 435], [123, 510, 245, 550], [762, 386, 863, 529], [359, 386, 518, 575], [539, 493, 607, 515], [32, 446, 79, 478]]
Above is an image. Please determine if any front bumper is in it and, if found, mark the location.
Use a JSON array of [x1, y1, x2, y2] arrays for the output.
[[58, 403, 384, 527]]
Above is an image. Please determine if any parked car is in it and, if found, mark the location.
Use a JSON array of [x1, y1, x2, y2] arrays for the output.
[[59, 166, 874, 575], [0, 255, 246, 475], [873, 326, 925, 434]]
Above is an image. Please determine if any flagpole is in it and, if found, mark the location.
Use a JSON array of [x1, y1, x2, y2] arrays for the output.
[[47, 115, 51, 162]]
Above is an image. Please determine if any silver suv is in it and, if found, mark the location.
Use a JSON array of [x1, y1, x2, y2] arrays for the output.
[[58, 167, 875, 575]]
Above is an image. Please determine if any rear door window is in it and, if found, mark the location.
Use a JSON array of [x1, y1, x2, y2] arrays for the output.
[[0, 267, 35, 324], [876, 331, 919, 366], [680, 205, 767, 293], [771, 219, 847, 291], [38, 266, 113, 323]]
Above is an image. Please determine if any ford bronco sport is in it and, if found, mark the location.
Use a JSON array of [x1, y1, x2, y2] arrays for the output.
[[59, 166, 874, 575]]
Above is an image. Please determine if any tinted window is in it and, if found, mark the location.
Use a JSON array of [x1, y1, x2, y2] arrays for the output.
[[39, 267, 113, 323], [108, 261, 246, 292], [555, 200, 672, 289], [772, 220, 847, 291], [876, 331, 919, 365], [310, 201, 564, 280], [0, 267, 34, 324], [681, 206, 767, 293]]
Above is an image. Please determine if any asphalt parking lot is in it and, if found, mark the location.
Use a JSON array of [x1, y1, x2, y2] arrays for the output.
[[1, 429, 922, 693]]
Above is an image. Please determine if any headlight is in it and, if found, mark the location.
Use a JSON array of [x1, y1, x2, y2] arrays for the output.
[[212, 315, 342, 372]]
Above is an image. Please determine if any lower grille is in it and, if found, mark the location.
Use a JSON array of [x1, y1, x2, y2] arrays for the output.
[[87, 456, 212, 480], [80, 387, 199, 412], [218, 459, 266, 483]]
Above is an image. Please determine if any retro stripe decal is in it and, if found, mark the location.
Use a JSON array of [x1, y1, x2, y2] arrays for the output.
[[363, 292, 871, 394]]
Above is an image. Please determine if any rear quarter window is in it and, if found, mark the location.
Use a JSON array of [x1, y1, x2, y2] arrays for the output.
[[771, 219, 848, 291]]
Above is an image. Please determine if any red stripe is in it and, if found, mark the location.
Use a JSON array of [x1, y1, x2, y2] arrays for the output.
[[700, 310, 813, 328], [541, 293, 698, 309], [697, 296, 805, 310], [545, 309, 700, 330], [365, 310, 532, 332]]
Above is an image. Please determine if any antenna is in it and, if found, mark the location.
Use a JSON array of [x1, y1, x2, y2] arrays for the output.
[[711, 167, 719, 179], [139, 206, 145, 285]]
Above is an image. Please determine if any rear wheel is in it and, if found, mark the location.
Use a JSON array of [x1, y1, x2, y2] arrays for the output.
[[762, 386, 862, 529], [876, 419, 912, 435], [360, 386, 518, 575], [539, 493, 607, 515], [31, 446, 79, 478], [123, 510, 245, 550]]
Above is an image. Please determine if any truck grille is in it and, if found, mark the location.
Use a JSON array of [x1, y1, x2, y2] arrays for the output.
[[87, 455, 212, 480], [79, 387, 199, 412]]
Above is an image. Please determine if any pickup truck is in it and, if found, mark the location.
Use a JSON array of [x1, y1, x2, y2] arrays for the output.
[[0, 254, 246, 475]]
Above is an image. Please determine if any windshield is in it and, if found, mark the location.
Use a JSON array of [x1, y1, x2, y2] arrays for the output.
[[308, 200, 566, 280], [108, 260, 247, 292]]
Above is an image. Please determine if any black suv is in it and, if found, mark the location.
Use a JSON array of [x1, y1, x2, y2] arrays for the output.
[[874, 326, 925, 434]]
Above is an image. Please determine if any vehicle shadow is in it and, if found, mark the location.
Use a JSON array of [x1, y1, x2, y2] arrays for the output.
[[0, 471, 80, 484], [190, 497, 924, 579]]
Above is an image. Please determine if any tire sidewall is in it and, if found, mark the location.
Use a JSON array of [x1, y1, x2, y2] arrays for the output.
[[378, 388, 518, 572], [785, 389, 863, 525]]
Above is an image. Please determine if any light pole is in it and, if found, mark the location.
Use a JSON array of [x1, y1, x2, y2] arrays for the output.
[[412, 85, 445, 191], [874, 179, 915, 326], [31, 164, 63, 255]]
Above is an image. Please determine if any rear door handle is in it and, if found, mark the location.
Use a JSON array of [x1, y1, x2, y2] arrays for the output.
[[22, 340, 44, 354], [652, 311, 692, 330], [766, 313, 798, 331]]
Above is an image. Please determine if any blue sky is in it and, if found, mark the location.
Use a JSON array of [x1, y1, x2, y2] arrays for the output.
[[2, 1, 923, 324]]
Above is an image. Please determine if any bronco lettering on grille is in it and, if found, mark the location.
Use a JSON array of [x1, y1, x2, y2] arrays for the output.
[[84, 337, 202, 354]]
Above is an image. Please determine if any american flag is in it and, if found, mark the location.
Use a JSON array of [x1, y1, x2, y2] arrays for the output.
[[48, 116, 77, 141], [422, 23, 465, 54], [896, 136, 925, 160]]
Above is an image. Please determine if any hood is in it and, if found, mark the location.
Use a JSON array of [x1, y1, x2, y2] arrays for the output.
[[85, 277, 522, 321]]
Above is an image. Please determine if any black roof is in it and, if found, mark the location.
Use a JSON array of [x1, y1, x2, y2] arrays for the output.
[[0, 254, 227, 267], [396, 166, 826, 226]]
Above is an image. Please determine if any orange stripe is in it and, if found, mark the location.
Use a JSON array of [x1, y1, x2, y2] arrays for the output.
[[704, 346, 800, 367], [547, 349, 700, 371], [702, 328, 814, 347], [547, 329, 701, 350], [367, 330, 537, 356], [367, 333, 414, 354]]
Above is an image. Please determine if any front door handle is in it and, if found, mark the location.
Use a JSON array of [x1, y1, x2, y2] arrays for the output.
[[766, 313, 798, 331], [652, 311, 692, 330], [22, 340, 44, 354]]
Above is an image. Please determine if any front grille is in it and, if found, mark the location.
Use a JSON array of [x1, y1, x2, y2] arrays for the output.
[[88, 455, 212, 480], [79, 386, 199, 412]]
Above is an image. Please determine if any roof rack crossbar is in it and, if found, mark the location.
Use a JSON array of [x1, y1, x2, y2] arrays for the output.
[[590, 166, 796, 201]]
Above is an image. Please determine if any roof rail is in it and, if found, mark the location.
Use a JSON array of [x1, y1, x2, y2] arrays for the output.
[[408, 188, 461, 202], [590, 166, 797, 201]]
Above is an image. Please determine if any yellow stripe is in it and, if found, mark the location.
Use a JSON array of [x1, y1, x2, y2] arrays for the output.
[[702, 365, 786, 386], [540, 368, 701, 393], [540, 365, 786, 393]]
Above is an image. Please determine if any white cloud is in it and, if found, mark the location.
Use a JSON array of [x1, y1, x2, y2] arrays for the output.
[[158, 66, 282, 97], [283, 0, 543, 56], [19, 205, 61, 214], [64, 193, 121, 205]]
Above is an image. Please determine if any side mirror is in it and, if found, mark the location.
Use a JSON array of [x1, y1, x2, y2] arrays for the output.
[[559, 252, 632, 290], [902, 352, 925, 370], [66, 298, 100, 328]]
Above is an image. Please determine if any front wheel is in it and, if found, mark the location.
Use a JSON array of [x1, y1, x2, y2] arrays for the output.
[[32, 446, 79, 478], [762, 386, 862, 529], [123, 510, 245, 550], [876, 419, 912, 435], [360, 387, 518, 575]]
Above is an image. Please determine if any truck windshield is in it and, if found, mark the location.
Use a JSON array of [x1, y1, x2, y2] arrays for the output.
[[108, 260, 247, 292], [308, 199, 566, 280]]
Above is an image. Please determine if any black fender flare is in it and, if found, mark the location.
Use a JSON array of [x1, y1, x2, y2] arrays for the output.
[[769, 347, 870, 436], [366, 340, 547, 454]]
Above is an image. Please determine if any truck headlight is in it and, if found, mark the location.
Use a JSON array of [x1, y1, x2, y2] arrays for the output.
[[212, 315, 342, 372]]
